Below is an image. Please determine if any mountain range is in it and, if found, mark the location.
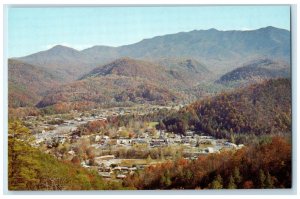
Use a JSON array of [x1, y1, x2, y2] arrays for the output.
[[15, 26, 290, 80], [9, 26, 291, 110]]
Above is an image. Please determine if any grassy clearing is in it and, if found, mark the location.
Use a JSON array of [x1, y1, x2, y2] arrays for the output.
[[148, 122, 159, 128]]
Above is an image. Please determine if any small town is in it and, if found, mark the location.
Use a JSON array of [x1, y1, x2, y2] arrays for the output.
[[22, 105, 245, 181]]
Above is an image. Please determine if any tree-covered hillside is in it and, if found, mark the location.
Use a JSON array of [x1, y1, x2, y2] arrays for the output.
[[160, 78, 291, 143], [8, 120, 125, 190]]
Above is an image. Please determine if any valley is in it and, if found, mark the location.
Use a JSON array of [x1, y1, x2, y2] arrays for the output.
[[22, 103, 245, 182], [7, 26, 292, 190]]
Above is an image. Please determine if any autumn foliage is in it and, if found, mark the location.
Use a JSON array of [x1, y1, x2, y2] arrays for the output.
[[161, 78, 291, 142], [124, 136, 291, 189]]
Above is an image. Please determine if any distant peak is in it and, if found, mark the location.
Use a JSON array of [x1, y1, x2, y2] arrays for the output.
[[48, 45, 79, 53], [263, 26, 276, 29], [50, 45, 68, 49], [207, 28, 218, 31], [257, 26, 288, 32], [49, 45, 78, 50]]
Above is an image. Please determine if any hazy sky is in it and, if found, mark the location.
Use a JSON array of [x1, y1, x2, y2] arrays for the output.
[[7, 6, 290, 57]]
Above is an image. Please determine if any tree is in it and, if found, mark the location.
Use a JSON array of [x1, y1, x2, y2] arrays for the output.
[[259, 169, 266, 188], [265, 171, 274, 188], [146, 154, 152, 164], [158, 120, 166, 130], [160, 170, 172, 187], [210, 174, 223, 189], [71, 156, 81, 165], [233, 167, 242, 185], [227, 175, 237, 189], [8, 120, 38, 190], [230, 129, 235, 143], [243, 180, 254, 189]]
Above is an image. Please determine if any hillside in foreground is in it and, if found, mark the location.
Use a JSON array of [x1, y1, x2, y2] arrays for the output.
[[8, 120, 125, 190], [124, 136, 291, 189]]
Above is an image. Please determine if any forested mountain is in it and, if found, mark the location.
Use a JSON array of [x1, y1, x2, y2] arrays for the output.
[[217, 58, 290, 84], [9, 26, 290, 110], [37, 58, 214, 110], [8, 59, 61, 107], [13, 57, 291, 111], [81, 58, 174, 83], [82, 26, 289, 73], [17, 45, 95, 81], [36, 75, 183, 110], [160, 78, 291, 142], [155, 58, 214, 85]]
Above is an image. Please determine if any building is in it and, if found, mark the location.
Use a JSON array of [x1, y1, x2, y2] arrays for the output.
[[116, 174, 126, 179]]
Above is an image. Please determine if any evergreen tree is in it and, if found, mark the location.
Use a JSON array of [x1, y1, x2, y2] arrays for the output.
[[259, 169, 266, 188], [265, 171, 274, 188], [233, 167, 242, 185], [146, 154, 152, 163], [227, 175, 237, 189], [160, 170, 172, 187], [210, 174, 223, 189]]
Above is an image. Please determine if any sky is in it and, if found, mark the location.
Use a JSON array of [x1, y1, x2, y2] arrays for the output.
[[7, 6, 290, 58]]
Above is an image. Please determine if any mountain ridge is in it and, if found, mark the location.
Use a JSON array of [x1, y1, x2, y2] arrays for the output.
[[15, 26, 290, 81]]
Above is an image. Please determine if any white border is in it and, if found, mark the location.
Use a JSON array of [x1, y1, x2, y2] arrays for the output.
[[1, 1, 299, 199]]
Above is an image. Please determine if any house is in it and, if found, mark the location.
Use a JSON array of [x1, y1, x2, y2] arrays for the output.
[[35, 138, 45, 145], [138, 132, 149, 139], [185, 131, 194, 137], [68, 150, 75, 156], [150, 138, 167, 147], [98, 166, 111, 172], [132, 138, 149, 145], [103, 136, 110, 140], [136, 164, 147, 169], [75, 118, 82, 122], [205, 147, 215, 153], [128, 167, 137, 171], [181, 137, 190, 144], [174, 136, 182, 143], [99, 172, 111, 178], [56, 135, 67, 144], [113, 166, 129, 172], [117, 138, 132, 145], [95, 135, 101, 142], [116, 174, 126, 179], [199, 136, 213, 139], [81, 161, 90, 168], [224, 142, 237, 149]]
